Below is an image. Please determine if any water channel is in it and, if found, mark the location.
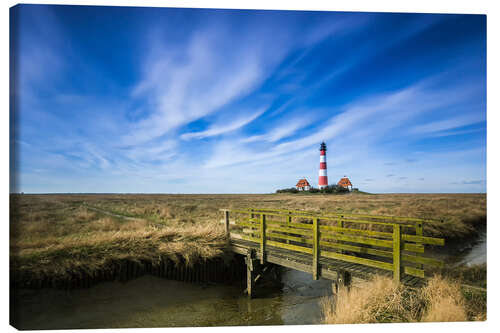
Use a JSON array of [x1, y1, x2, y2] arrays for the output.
[[10, 231, 486, 330]]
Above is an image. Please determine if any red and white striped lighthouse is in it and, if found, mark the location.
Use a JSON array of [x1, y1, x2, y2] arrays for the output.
[[318, 142, 328, 189]]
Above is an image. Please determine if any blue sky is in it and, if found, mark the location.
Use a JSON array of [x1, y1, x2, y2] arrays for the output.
[[10, 5, 486, 193]]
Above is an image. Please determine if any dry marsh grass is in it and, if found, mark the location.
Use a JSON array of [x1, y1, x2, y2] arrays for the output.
[[10, 193, 485, 285], [322, 275, 482, 324], [10, 195, 228, 283]]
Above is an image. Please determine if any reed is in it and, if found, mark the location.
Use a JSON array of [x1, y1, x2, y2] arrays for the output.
[[321, 274, 484, 324], [10, 193, 485, 288]]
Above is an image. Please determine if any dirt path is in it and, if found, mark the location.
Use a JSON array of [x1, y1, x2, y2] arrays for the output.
[[82, 204, 145, 221], [81, 203, 169, 229]]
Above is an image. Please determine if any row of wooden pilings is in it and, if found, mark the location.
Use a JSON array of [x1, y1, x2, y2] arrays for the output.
[[11, 256, 247, 290]]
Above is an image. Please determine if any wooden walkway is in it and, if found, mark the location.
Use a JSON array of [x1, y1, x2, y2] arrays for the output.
[[220, 208, 445, 297]]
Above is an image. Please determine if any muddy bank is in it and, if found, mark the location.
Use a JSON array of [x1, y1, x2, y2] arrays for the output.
[[11, 255, 246, 290], [427, 224, 486, 267]]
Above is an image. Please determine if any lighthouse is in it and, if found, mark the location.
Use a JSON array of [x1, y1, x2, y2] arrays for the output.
[[318, 142, 328, 189]]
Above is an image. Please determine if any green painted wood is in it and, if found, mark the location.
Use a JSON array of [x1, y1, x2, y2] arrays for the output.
[[338, 217, 344, 255], [404, 266, 425, 278], [266, 225, 311, 236], [312, 217, 319, 280], [225, 208, 445, 285], [402, 254, 443, 267], [415, 222, 424, 271], [288, 222, 313, 230], [243, 208, 442, 224], [320, 240, 393, 258], [393, 225, 402, 282], [321, 232, 393, 248], [260, 214, 266, 264], [244, 210, 418, 227], [402, 234, 445, 246], [321, 250, 394, 271], [286, 211, 292, 245], [403, 243, 425, 253], [331, 218, 415, 228], [235, 221, 259, 229], [267, 239, 313, 254], [266, 218, 313, 229], [266, 232, 312, 245], [320, 225, 393, 238]]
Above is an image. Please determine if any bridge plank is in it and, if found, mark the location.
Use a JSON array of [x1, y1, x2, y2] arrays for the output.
[[404, 266, 425, 278], [267, 240, 313, 255], [234, 221, 259, 229], [320, 225, 393, 238], [240, 208, 441, 224], [320, 240, 393, 258], [321, 250, 394, 271], [403, 243, 425, 253], [266, 225, 312, 236], [266, 219, 313, 230], [226, 210, 438, 285], [402, 254, 443, 267], [402, 234, 445, 246], [321, 233, 393, 248], [266, 231, 312, 245]]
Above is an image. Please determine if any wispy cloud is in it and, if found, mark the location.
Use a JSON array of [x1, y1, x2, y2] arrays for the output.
[[241, 116, 314, 143], [181, 108, 266, 140], [12, 7, 486, 193], [410, 113, 485, 135]]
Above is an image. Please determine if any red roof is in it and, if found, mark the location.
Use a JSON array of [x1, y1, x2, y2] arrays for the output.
[[296, 178, 311, 187], [337, 177, 353, 188]]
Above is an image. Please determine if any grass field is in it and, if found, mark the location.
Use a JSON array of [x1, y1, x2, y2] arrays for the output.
[[10, 193, 485, 281], [10, 192, 486, 323], [321, 274, 486, 323]]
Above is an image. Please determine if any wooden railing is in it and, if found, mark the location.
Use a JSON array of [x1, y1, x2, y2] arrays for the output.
[[221, 208, 445, 282]]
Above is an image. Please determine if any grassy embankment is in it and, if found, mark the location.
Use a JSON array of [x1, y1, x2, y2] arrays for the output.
[[321, 273, 486, 323], [10, 193, 485, 292]]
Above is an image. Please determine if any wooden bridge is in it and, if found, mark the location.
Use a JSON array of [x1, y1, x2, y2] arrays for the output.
[[220, 208, 445, 297]]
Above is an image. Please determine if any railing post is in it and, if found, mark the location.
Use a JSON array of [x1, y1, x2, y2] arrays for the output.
[[393, 224, 402, 282], [286, 211, 292, 244], [249, 208, 254, 238], [246, 249, 255, 298], [312, 217, 319, 280], [224, 210, 230, 242], [338, 215, 344, 254], [260, 213, 266, 264], [415, 222, 424, 270]]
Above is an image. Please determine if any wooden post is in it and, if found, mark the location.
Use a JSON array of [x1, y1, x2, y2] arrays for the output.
[[415, 222, 423, 270], [286, 211, 292, 245], [249, 208, 254, 238], [246, 249, 255, 298], [224, 210, 230, 242], [247, 260, 253, 298], [338, 215, 344, 254], [260, 213, 266, 264], [312, 217, 319, 280], [393, 224, 402, 282], [338, 271, 351, 290]]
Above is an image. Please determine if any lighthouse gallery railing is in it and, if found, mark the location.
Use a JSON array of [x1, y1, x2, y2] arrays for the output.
[[220, 208, 445, 282]]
